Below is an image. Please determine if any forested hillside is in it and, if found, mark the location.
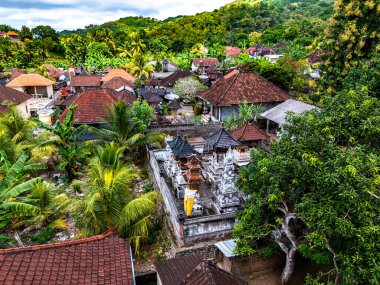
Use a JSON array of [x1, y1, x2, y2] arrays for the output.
[[0, 0, 334, 71]]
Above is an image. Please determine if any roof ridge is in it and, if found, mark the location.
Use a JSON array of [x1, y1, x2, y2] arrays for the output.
[[216, 70, 239, 106], [0, 228, 118, 255]]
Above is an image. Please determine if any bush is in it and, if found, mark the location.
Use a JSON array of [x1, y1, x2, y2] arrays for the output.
[[143, 182, 154, 193], [31, 228, 54, 244]]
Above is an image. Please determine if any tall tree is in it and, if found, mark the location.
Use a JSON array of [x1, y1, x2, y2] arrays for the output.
[[323, 0, 380, 92], [35, 105, 89, 181], [75, 143, 161, 253], [234, 90, 380, 285]]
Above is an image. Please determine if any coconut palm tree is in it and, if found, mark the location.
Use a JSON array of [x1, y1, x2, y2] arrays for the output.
[[0, 182, 70, 234], [35, 105, 89, 181], [125, 53, 154, 79], [0, 106, 35, 145], [0, 151, 44, 229], [75, 143, 160, 253], [93, 100, 164, 155]]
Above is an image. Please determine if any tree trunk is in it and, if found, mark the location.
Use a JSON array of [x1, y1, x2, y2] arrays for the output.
[[281, 247, 297, 285]]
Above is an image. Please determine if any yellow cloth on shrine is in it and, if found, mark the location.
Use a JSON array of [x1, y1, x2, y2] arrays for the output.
[[184, 189, 197, 217]]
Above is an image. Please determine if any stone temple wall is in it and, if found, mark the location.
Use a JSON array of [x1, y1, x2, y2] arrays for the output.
[[149, 150, 237, 247]]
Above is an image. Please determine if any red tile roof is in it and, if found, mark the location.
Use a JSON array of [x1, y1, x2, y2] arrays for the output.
[[226, 46, 242, 56], [191, 58, 218, 68], [198, 71, 290, 107], [118, 90, 137, 104], [70, 75, 102, 88], [231, 123, 269, 142], [0, 85, 31, 105], [59, 89, 122, 124], [102, 76, 135, 90], [0, 229, 134, 285], [159, 69, 193, 87], [244, 44, 280, 56], [180, 261, 247, 285]]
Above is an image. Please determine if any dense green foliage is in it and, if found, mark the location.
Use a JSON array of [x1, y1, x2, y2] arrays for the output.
[[323, 0, 380, 93], [0, 0, 335, 70], [234, 90, 380, 284]]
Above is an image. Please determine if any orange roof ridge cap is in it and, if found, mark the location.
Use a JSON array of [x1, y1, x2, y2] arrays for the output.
[[0, 228, 118, 255]]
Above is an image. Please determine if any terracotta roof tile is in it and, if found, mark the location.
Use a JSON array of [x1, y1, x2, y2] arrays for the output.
[[231, 123, 269, 142], [159, 69, 193, 87], [101, 69, 135, 82], [101, 76, 135, 90], [6, 74, 54, 87], [0, 229, 134, 285], [118, 90, 137, 104], [198, 71, 290, 107], [192, 58, 218, 68], [70, 75, 102, 88], [0, 85, 31, 105], [59, 89, 122, 124], [244, 44, 280, 56], [226, 46, 242, 56]]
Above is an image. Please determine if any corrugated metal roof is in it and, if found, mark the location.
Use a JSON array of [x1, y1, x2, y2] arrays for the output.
[[215, 239, 238, 257], [261, 99, 317, 127]]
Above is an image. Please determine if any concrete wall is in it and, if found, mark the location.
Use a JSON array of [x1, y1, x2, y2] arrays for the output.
[[46, 85, 53, 98], [220, 105, 239, 122], [16, 101, 30, 118], [148, 123, 221, 137]]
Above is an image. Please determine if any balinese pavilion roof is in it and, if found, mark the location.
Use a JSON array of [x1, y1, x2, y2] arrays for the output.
[[101, 69, 135, 82], [6, 74, 54, 87], [204, 128, 241, 149], [143, 91, 163, 103], [168, 99, 181, 110], [168, 136, 184, 149], [159, 69, 193, 87], [198, 70, 290, 107], [231, 123, 269, 142], [101, 76, 135, 91], [169, 136, 198, 158]]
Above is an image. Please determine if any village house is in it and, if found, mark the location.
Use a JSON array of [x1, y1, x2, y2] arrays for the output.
[[69, 74, 102, 92], [306, 50, 331, 80], [0, 229, 135, 285], [148, 59, 179, 79], [155, 254, 246, 285], [198, 70, 290, 122], [0, 31, 20, 42], [226, 46, 242, 57], [6, 74, 54, 98], [58, 89, 133, 127], [101, 68, 135, 83], [0, 85, 31, 118], [191, 58, 218, 74], [261, 98, 318, 137], [101, 76, 135, 95], [158, 69, 193, 93], [244, 44, 283, 62]]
